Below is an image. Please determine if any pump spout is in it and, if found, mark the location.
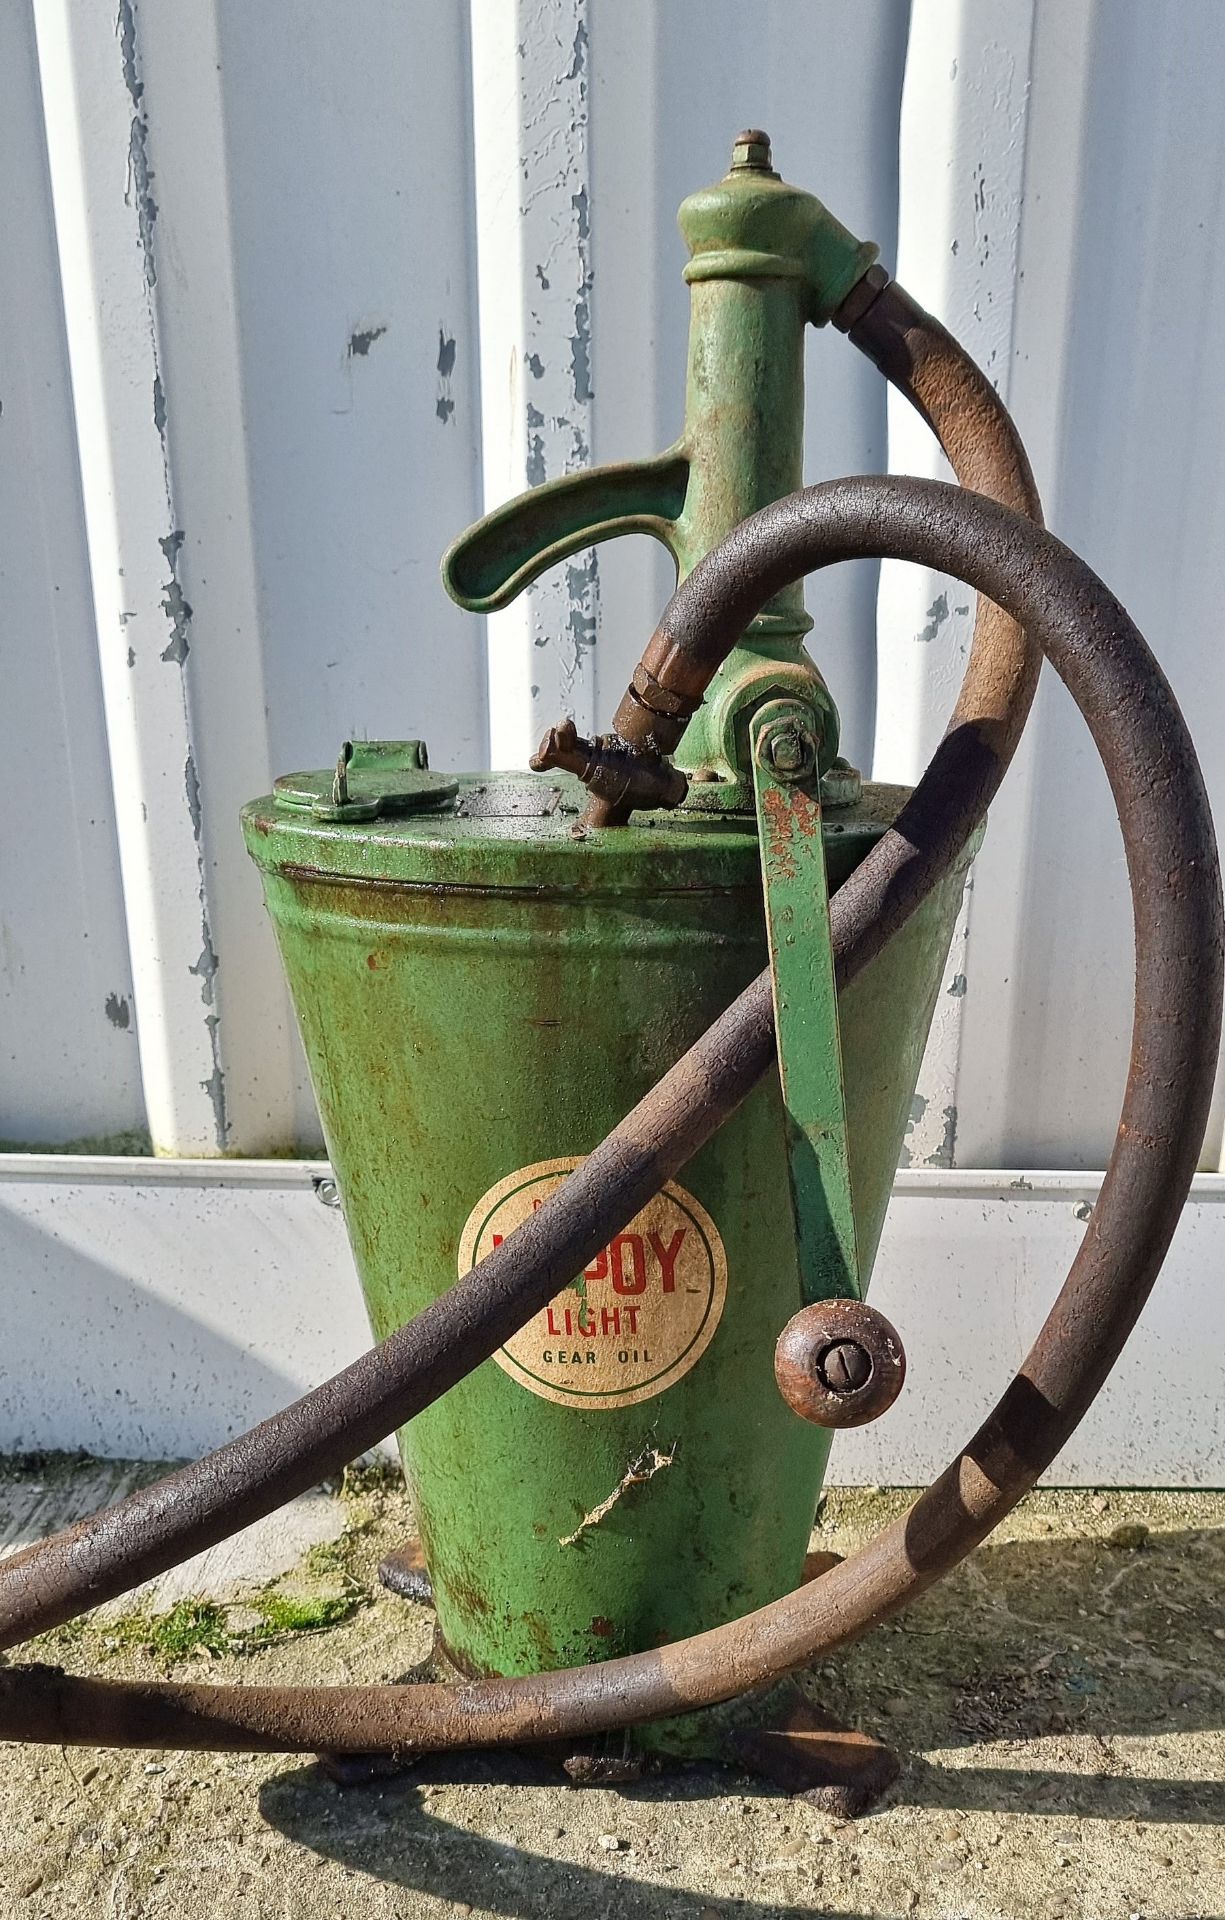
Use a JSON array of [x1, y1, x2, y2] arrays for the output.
[[529, 716, 688, 827]]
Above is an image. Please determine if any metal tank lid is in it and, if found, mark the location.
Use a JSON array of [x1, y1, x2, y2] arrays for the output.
[[242, 738, 904, 895]]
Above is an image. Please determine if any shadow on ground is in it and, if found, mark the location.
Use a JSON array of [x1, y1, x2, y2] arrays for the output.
[[263, 1756, 872, 1918], [257, 1511, 1225, 1911]]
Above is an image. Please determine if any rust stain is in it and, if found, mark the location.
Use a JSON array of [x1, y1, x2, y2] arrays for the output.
[[790, 787, 822, 838], [761, 785, 799, 881], [522, 1610, 558, 1664]]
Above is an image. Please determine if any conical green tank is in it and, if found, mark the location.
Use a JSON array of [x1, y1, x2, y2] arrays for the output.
[[243, 764, 972, 1690]]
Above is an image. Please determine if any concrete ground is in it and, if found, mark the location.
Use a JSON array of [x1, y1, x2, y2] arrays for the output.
[[1, 1459, 1223, 1918]]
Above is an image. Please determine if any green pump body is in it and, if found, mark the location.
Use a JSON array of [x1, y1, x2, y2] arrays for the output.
[[243, 136, 974, 1737], [440, 127, 877, 792]]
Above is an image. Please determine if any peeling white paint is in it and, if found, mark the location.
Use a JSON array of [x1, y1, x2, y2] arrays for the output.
[[471, 0, 599, 764], [0, 4, 143, 1145], [875, 0, 1039, 1176], [33, 0, 232, 1153]]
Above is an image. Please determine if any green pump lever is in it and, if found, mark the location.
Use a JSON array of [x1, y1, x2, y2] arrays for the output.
[[441, 130, 878, 784]]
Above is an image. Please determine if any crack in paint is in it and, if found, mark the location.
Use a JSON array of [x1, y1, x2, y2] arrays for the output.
[[565, 16, 588, 82], [930, 1105, 958, 1168], [190, 940, 219, 996], [347, 324, 387, 358], [570, 184, 593, 406], [116, 0, 141, 107], [570, 296, 593, 403], [158, 530, 192, 664], [436, 325, 456, 424], [558, 1440, 676, 1548], [121, 11, 194, 680], [115, 5, 227, 1149], [184, 744, 203, 841], [571, 181, 590, 243], [565, 558, 597, 660], [916, 591, 950, 644], [510, 3, 598, 700], [117, 0, 158, 290], [184, 747, 228, 1148], [525, 401, 547, 486]]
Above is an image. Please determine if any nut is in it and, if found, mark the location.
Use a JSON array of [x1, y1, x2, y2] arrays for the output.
[[765, 725, 816, 778]]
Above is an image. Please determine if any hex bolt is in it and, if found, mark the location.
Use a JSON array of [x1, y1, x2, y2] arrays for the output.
[[820, 757, 863, 809], [314, 1177, 342, 1210], [817, 1340, 872, 1393], [766, 727, 813, 776], [731, 129, 773, 172]]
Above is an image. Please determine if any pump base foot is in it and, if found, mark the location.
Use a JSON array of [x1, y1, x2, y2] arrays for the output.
[[378, 1538, 434, 1604], [315, 1694, 896, 1814], [330, 1547, 892, 1812], [724, 1691, 900, 1818]]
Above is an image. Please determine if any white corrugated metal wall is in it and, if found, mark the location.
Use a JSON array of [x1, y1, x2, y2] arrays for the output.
[[4, 0, 1225, 1474]]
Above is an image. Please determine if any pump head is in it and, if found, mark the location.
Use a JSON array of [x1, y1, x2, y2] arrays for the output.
[[443, 130, 881, 814]]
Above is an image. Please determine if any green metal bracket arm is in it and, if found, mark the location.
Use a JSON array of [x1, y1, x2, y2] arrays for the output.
[[750, 698, 860, 1308], [441, 448, 690, 614]]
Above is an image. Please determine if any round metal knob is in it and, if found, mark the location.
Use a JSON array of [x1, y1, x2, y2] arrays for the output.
[[774, 1299, 906, 1429]]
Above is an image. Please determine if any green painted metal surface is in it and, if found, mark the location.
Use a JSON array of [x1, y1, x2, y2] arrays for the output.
[[441, 130, 876, 787], [750, 701, 860, 1308], [244, 771, 974, 1696]]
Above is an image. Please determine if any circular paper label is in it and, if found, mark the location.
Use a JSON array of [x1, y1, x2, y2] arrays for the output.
[[457, 1158, 728, 1410]]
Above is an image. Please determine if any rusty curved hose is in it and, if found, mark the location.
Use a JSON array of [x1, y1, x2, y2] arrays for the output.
[[0, 282, 1036, 1661], [841, 275, 1041, 768], [2, 475, 1219, 1753]]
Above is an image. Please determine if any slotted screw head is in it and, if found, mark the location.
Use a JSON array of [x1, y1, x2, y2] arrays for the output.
[[818, 1340, 873, 1393]]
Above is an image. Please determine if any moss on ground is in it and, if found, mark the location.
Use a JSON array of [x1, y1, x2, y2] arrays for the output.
[[25, 1453, 400, 1667]]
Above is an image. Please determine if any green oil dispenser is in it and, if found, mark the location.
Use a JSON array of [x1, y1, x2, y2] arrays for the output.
[[242, 134, 981, 1779], [0, 127, 1215, 1824]]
